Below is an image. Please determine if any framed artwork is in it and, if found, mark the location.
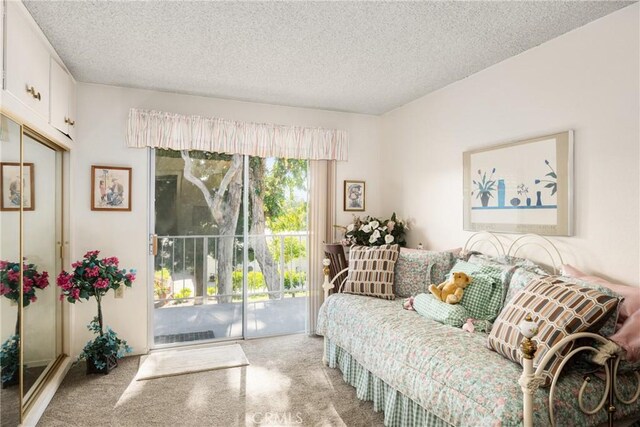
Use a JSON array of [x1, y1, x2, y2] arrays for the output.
[[463, 131, 573, 236], [1, 162, 35, 211], [91, 166, 132, 211], [344, 180, 365, 211]]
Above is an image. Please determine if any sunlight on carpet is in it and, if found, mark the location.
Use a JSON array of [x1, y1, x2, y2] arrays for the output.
[[136, 344, 249, 380]]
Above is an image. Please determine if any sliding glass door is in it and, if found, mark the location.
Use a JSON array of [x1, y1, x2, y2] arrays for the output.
[[150, 149, 308, 347]]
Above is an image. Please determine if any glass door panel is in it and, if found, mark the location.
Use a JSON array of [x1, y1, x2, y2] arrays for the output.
[[153, 149, 244, 345], [245, 157, 308, 338], [151, 150, 309, 346]]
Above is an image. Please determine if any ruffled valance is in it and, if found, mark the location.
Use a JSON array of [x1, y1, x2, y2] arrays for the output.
[[126, 108, 348, 161]]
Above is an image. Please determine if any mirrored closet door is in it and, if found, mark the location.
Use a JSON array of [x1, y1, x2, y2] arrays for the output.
[[0, 113, 65, 424], [0, 114, 23, 426], [21, 131, 63, 403]]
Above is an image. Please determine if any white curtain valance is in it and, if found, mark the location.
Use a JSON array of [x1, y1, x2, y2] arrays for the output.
[[126, 108, 348, 161]]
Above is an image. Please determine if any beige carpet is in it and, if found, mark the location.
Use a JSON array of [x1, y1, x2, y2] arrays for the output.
[[136, 344, 249, 380], [37, 334, 385, 426]]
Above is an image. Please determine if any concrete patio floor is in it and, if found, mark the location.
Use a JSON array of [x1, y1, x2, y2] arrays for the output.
[[153, 297, 307, 344]]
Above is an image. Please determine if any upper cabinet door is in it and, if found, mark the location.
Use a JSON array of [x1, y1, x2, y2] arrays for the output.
[[5, 1, 51, 120], [67, 77, 77, 141], [50, 59, 70, 134], [49, 58, 77, 140]]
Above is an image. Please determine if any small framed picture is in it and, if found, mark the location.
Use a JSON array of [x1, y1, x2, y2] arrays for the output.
[[344, 180, 365, 211], [91, 166, 132, 211], [1, 162, 35, 211]]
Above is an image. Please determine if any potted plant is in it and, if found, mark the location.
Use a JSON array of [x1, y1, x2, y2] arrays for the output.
[[0, 260, 49, 388], [472, 168, 497, 207], [56, 250, 135, 374]]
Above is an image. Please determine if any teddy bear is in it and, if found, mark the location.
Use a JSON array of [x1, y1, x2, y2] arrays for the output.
[[428, 272, 471, 304]]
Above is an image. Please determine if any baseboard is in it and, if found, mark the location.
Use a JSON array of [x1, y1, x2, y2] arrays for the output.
[[21, 355, 73, 426]]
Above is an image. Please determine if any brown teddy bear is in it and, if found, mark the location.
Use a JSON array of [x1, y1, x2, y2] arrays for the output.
[[428, 272, 472, 304]]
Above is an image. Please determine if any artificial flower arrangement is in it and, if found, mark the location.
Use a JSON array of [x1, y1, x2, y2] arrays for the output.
[[0, 260, 50, 387], [57, 250, 135, 374], [338, 212, 408, 247]]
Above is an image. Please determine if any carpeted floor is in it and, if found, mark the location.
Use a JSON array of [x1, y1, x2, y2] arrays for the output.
[[37, 334, 385, 426]]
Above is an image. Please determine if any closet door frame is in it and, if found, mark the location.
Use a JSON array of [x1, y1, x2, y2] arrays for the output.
[[1, 109, 68, 423]]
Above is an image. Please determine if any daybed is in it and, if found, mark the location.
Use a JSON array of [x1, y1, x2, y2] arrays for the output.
[[317, 234, 640, 426]]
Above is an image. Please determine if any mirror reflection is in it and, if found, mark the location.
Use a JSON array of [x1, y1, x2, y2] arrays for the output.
[[21, 133, 62, 401], [0, 114, 22, 426]]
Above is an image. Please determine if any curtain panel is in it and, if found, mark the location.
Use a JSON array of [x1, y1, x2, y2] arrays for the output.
[[307, 159, 336, 335], [126, 108, 348, 161]]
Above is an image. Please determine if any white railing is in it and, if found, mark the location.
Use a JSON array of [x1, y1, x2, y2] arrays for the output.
[[154, 232, 308, 306]]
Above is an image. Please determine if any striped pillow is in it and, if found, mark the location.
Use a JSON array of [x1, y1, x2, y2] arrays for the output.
[[343, 244, 400, 300], [487, 277, 620, 386]]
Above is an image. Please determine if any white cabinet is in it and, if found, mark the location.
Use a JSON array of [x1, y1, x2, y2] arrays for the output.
[[50, 59, 77, 140], [5, 1, 50, 120]]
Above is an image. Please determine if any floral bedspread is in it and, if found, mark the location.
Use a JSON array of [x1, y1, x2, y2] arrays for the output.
[[317, 293, 640, 426]]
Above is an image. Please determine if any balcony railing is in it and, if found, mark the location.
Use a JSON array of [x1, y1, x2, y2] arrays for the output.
[[153, 232, 308, 308]]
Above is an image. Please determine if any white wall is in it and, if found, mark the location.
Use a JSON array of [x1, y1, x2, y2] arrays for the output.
[[381, 4, 639, 285], [71, 84, 382, 356]]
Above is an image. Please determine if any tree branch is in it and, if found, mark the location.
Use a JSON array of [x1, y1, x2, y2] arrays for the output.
[[180, 150, 243, 225]]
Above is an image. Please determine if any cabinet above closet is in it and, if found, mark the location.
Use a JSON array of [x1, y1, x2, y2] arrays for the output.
[[2, 1, 76, 148], [50, 59, 77, 141]]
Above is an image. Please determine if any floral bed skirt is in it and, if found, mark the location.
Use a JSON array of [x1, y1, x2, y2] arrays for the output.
[[326, 338, 451, 427]]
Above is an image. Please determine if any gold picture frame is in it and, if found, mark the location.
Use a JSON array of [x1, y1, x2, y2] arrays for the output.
[[91, 165, 132, 211], [344, 180, 365, 211]]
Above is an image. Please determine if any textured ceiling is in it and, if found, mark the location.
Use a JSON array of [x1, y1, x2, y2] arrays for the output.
[[24, 1, 634, 115]]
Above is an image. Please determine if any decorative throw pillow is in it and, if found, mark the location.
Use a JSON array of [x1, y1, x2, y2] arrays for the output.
[[413, 293, 467, 327], [561, 264, 640, 324], [343, 244, 400, 300], [394, 249, 456, 297], [467, 254, 518, 290], [394, 249, 432, 297], [425, 250, 457, 287], [448, 260, 507, 324], [460, 272, 504, 323], [487, 277, 620, 386], [504, 268, 547, 305]]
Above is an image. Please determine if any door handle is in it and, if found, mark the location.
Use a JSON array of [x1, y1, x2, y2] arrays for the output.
[[26, 85, 41, 100], [150, 234, 158, 256]]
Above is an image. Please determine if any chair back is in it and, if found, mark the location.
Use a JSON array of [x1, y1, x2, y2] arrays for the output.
[[324, 243, 349, 293]]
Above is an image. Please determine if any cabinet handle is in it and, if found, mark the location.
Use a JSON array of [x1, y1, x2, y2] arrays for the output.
[[25, 85, 41, 100], [64, 117, 76, 126]]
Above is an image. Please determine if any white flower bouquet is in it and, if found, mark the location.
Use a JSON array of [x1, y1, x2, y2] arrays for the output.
[[337, 213, 407, 247]]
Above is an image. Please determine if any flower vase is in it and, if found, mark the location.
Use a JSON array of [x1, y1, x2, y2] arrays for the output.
[[86, 354, 118, 375], [480, 193, 490, 207]]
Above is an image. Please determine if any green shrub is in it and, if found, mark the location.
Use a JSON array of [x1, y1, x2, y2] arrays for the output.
[[232, 271, 266, 292], [284, 270, 306, 290], [174, 288, 192, 300]]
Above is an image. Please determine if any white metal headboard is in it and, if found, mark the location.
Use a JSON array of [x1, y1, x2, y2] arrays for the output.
[[463, 232, 564, 274], [507, 234, 564, 274], [462, 231, 505, 256]]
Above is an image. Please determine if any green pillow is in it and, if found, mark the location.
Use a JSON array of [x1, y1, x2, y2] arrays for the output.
[[460, 272, 504, 322], [417, 259, 506, 329], [413, 293, 467, 327]]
